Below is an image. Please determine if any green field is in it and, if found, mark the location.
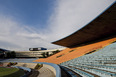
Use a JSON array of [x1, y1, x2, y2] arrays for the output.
[[0, 67, 25, 77]]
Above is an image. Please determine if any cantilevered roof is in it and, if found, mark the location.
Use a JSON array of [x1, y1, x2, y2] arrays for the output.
[[52, 3, 116, 48]]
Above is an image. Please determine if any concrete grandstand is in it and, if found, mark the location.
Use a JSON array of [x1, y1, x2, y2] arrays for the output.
[[0, 2, 116, 77], [15, 48, 64, 58], [33, 2, 116, 77]]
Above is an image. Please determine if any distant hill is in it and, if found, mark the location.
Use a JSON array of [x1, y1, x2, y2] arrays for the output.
[[0, 48, 10, 52]]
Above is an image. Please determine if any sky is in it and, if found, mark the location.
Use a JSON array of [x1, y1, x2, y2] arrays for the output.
[[0, 0, 115, 51]]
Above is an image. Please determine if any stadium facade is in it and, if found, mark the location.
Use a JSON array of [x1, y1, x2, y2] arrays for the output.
[[15, 48, 64, 58]]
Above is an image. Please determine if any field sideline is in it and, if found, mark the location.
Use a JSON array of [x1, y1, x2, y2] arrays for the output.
[[0, 67, 25, 77]]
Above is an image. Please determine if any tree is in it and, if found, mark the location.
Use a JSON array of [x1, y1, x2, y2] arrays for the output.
[[6, 51, 16, 58], [53, 50, 60, 54], [6, 52, 11, 58], [41, 52, 46, 58], [11, 51, 16, 58], [46, 52, 49, 57]]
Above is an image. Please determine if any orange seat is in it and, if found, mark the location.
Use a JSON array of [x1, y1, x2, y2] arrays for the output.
[[34, 37, 116, 64]]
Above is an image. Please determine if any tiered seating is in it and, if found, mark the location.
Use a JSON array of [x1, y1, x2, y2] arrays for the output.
[[61, 66, 82, 77], [38, 67, 55, 77], [60, 42, 116, 77], [34, 37, 116, 64]]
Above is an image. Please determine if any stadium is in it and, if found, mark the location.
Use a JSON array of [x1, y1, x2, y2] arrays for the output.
[[0, 2, 116, 77]]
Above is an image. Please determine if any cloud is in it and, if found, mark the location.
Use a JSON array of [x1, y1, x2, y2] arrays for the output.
[[0, 15, 60, 51], [0, 0, 115, 51]]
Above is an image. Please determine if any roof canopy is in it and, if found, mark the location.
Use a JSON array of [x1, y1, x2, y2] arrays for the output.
[[52, 3, 116, 48]]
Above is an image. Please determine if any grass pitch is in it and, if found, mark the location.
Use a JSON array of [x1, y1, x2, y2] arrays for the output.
[[0, 67, 25, 77]]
